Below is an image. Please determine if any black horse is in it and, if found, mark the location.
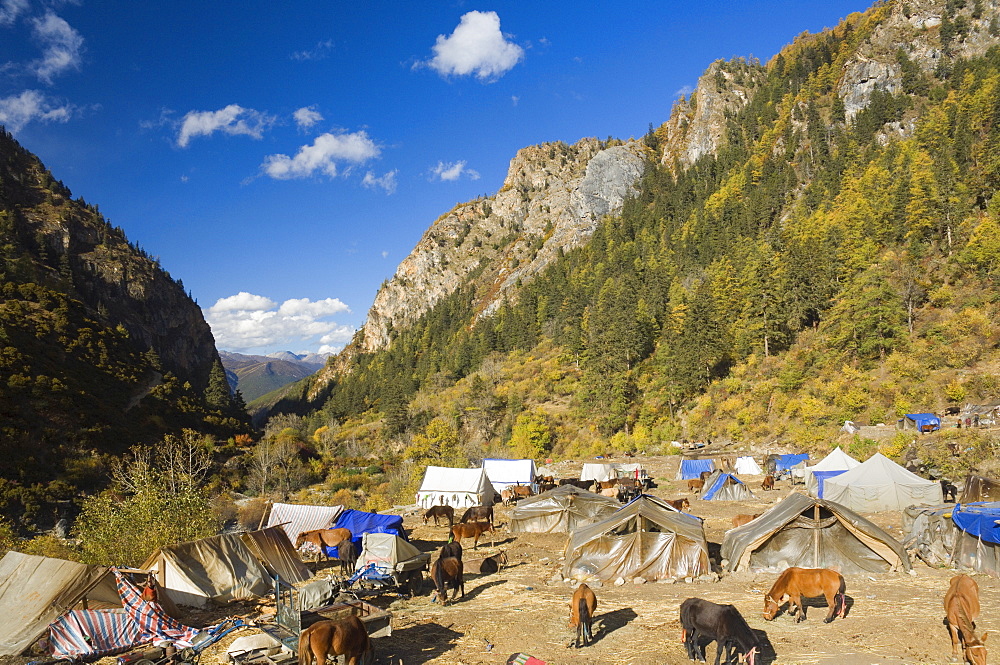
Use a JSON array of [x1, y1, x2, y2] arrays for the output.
[[680, 598, 759, 665]]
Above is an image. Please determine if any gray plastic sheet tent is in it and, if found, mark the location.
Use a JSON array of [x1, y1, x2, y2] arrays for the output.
[[240, 525, 312, 585], [903, 503, 1000, 576], [957, 474, 1000, 503], [509, 484, 622, 534], [702, 470, 754, 501], [721, 492, 910, 574], [562, 495, 709, 582]]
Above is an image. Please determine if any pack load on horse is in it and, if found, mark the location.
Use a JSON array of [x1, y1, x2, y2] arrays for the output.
[[680, 597, 759, 665], [298, 616, 371, 665], [568, 583, 597, 648], [430, 556, 464, 605], [944, 574, 988, 665], [423, 505, 455, 526], [763, 567, 846, 623], [296, 528, 354, 562], [450, 521, 494, 549]]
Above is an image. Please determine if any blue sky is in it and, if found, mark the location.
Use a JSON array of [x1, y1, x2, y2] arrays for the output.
[[1, 0, 870, 355]]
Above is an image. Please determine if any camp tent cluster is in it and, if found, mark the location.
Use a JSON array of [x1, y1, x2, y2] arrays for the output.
[[904, 496, 1000, 577]]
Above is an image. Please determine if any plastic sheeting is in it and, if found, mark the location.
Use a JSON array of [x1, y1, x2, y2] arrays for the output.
[[823, 453, 942, 511], [957, 474, 1000, 503], [899, 413, 941, 431], [356, 533, 430, 574], [562, 496, 709, 582], [952, 502, 1000, 544], [240, 526, 312, 585], [702, 470, 754, 501], [675, 459, 715, 480], [722, 492, 910, 574], [509, 485, 621, 534], [333, 510, 407, 552], [265, 502, 343, 544], [771, 454, 809, 474], [416, 466, 495, 508], [903, 503, 1000, 577], [734, 457, 763, 475]]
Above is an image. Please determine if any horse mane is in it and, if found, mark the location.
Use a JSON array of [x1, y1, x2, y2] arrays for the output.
[[767, 567, 793, 599], [724, 604, 759, 652], [958, 605, 983, 644]]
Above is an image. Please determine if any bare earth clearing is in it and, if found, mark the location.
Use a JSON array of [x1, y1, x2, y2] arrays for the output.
[[76, 455, 999, 665]]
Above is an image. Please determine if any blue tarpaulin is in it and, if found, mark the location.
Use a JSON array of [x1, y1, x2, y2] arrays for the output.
[[703, 473, 745, 500], [773, 454, 809, 473], [329, 509, 407, 554], [902, 413, 941, 431], [678, 459, 715, 480], [812, 469, 848, 498], [952, 502, 1000, 545]]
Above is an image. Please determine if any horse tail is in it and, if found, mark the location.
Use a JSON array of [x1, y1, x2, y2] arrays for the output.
[[297, 626, 312, 665], [578, 594, 591, 644]]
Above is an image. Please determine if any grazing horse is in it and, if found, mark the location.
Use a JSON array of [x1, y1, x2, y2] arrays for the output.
[[336, 540, 358, 576], [680, 598, 759, 665], [941, 479, 958, 503], [761, 475, 775, 491], [460, 505, 494, 526], [450, 521, 494, 549], [945, 574, 989, 665], [732, 513, 761, 528], [298, 615, 371, 665], [688, 478, 705, 493], [763, 567, 846, 623], [296, 528, 353, 561], [569, 583, 598, 648], [664, 498, 691, 511], [558, 478, 593, 490], [430, 556, 464, 604], [423, 504, 455, 526]]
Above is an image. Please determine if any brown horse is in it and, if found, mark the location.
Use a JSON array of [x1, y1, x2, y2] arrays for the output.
[[430, 556, 464, 604], [569, 583, 598, 648], [459, 505, 494, 526], [450, 521, 494, 549], [732, 513, 761, 528], [297, 615, 371, 665], [664, 497, 691, 511], [439, 540, 463, 561], [687, 478, 705, 493], [423, 505, 455, 526], [945, 574, 988, 665], [761, 475, 775, 491], [295, 528, 353, 561], [763, 567, 846, 623]]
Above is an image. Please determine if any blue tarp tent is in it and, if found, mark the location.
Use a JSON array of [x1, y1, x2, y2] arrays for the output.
[[702, 471, 754, 501], [677, 459, 715, 480], [812, 469, 848, 498], [899, 413, 941, 432], [329, 509, 407, 555], [773, 454, 809, 474], [953, 502, 1000, 544]]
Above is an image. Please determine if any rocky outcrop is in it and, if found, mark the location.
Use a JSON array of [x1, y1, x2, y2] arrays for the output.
[[355, 138, 647, 354]]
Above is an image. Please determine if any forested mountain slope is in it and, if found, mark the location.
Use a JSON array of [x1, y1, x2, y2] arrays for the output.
[[0, 129, 247, 526], [269, 0, 1000, 473]]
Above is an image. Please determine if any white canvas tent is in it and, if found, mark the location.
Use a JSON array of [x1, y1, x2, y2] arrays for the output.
[[804, 447, 861, 497], [0, 552, 120, 656], [481, 458, 537, 493], [823, 452, 943, 511], [734, 456, 763, 475], [265, 501, 343, 543], [416, 466, 495, 508], [142, 532, 272, 608], [581, 462, 645, 483]]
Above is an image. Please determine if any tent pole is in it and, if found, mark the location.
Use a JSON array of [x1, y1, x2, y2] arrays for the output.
[[813, 504, 821, 567]]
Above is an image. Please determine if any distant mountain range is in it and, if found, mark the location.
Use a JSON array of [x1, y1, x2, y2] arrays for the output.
[[219, 350, 329, 402]]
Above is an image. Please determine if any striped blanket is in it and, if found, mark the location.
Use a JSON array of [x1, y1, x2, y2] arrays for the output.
[[47, 569, 201, 659]]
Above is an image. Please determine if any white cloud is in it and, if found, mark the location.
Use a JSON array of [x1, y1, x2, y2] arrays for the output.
[[511, 95, 519, 106], [293, 105, 323, 130], [205, 292, 354, 353], [262, 130, 380, 180], [430, 160, 479, 182], [675, 85, 695, 98], [381, 251, 389, 259], [362, 169, 398, 194], [0, 89, 73, 131], [0, 0, 28, 26], [422, 10, 523, 81], [30, 11, 83, 83], [291, 39, 334, 61], [177, 104, 274, 148]]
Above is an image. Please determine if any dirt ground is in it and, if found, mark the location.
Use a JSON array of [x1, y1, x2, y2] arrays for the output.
[[88, 454, 1000, 665]]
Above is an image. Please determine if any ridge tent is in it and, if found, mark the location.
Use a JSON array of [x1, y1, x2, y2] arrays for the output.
[[416, 466, 495, 509], [240, 526, 312, 585], [957, 474, 1000, 503], [562, 495, 709, 582], [580, 462, 646, 483], [702, 470, 754, 501], [265, 501, 343, 543], [898, 413, 941, 432], [142, 532, 272, 608], [804, 446, 861, 498], [509, 484, 622, 534], [332, 509, 407, 552], [823, 452, 942, 511], [734, 457, 763, 475], [721, 492, 910, 574], [482, 458, 537, 493], [675, 458, 715, 480]]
